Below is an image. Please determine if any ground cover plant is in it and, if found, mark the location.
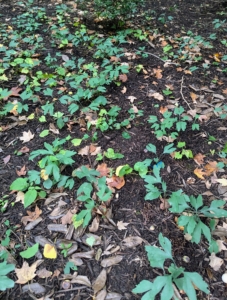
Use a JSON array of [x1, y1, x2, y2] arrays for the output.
[[1, 0, 227, 299]]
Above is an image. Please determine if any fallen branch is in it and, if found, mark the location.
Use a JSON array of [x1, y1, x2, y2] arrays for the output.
[[180, 76, 192, 110]]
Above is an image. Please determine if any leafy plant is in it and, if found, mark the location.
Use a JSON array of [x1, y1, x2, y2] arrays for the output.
[[174, 141, 193, 159], [169, 192, 227, 252], [0, 251, 15, 291], [132, 233, 209, 300]]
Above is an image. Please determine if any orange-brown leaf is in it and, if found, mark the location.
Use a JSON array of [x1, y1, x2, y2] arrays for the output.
[[194, 153, 206, 166], [194, 168, 206, 180], [204, 161, 219, 176], [96, 163, 110, 177], [119, 74, 128, 82], [107, 176, 125, 189], [16, 165, 27, 176]]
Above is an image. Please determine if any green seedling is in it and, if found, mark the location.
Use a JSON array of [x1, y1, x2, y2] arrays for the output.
[[174, 141, 193, 159], [0, 251, 15, 291], [133, 233, 209, 300]]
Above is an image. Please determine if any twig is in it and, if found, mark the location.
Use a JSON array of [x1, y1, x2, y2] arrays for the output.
[[55, 286, 90, 293], [135, 48, 166, 63], [180, 76, 192, 110], [172, 284, 183, 300]]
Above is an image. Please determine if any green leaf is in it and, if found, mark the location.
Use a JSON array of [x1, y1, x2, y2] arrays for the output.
[[71, 138, 82, 146], [0, 261, 15, 276], [20, 243, 39, 259], [174, 272, 209, 300], [64, 261, 77, 274], [146, 143, 156, 154], [189, 195, 203, 210], [168, 190, 190, 213], [0, 275, 15, 291], [145, 234, 173, 269], [122, 131, 131, 139], [77, 182, 93, 201], [200, 200, 227, 218], [10, 178, 29, 191], [134, 162, 148, 177], [39, 129, 49, 137], [24, 189, 38, 208], [163, 143, 176, 154], [86, 236, 96, 247], [132, 280, 153, 294]]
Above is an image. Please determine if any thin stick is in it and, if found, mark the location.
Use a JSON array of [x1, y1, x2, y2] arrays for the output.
[[172, 284, 183, 300], [180, 76, 192, 110], [135, 48, 166, 63]]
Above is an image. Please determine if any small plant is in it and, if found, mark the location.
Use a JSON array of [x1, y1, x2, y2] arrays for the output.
[[174, 141, 193, 159], [0, 251, 15, 291], [72, 166, 112, 227], [29, 137, 76, 189], [169, 192, 227, 252], [132, 233, 209, 300]]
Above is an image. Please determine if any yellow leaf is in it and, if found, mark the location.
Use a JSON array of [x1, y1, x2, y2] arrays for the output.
[[27, 113, 35, 120], [194, 168, 206, 180], [40, 169, 48, 180], [43, 244, 57, 259]]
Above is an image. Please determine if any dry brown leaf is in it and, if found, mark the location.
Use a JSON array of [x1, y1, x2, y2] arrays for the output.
[[204, 161, 219, 176], [215, 178, 227, 186], [96, 163, 110, 177], [194, 168, 206, 180], [71, 275, 91, 287], [61, 210, 73, 225], [52, 269, 61, 279], [92, 269, 107, 295], [89, 144, 102, 156], [194, 153, 206, 166], [110, 56, 121, 63], [78, 145, 89, 156], [21, 206, 42, 225], [101, 255, 123, 268], [209, 253, 223, 271], [119, 74, 128, 82], [176, 67, 183, 72], [96, 288, 107, 300], [4, 86, 22, 100], [16, 191, 24, 203], [127, 96, 137, 103], [190, 92, 199, 102], [150, 92, 164, 101], [19, 130, 34, 143], [89, 217, 99, 232], [160, 197, 170, 210], [153, 68, 162, 79], [16, 165, 27, 176], [49, 123, 59, 134], [216, 240, 227, 252], [121, 86, 127, 94], [117, 221, 129, 230], [107, 176, 125, 189], [159, 106, 168, 114], [36, 268, 52, 279], [184, 70, 192, 75], [18, 146, 30, 153], [121, 236, 143, 248], [222, 88, 227, 95], [15, 260, 43, 284]]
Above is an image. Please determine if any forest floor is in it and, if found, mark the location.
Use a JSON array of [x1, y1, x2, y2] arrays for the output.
[[1, 0, 227, 299]]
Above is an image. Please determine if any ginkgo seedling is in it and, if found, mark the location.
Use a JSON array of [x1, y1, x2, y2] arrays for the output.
[[43, 244, 57, 259]]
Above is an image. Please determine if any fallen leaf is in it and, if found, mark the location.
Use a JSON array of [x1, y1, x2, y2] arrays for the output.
[[71, 275, 91, 287], [190, 92, 199, 102], [96, 288, 107, 300], [89, 217, 99, 232], [121, 236, 143, 248], [96, 163, 110, 177], [61, 210, 73, 225], [101, 255, 123, 268], [92, 269, 107, 295], [106, 292, 122, 300], [3, 155, 11, 164], [153, 68, 162, 79], [117, 221, 129, 230], [21, 206, 42, 225], [159, 106, 168, 114], [121, 86, 127, 94], [204, 161, 219, 176], [15, 260, 43, 284], [194, 168, 206, 180], [215, 178, 227, 186], [119, 74, 128, 82], [150, 92, 164, 101], [127, 96, 137, 103], [16, 191, 25, 203], [19, 130, 34, 143], [18, 146, 30, 153], [78, 145, 89, 156], [43, 244, 57, 259], [216, 240, 227, 252], [160, 197, 170, 210], [36, 268, 52, 278], [4, 86, 22, 100], [52, 269, 61, 279], [16, 165, 26, 176], [107, 176, 125, 189], [110, 56, 121, 63], [49, 123, 59, 134], [209, 253, 223, 271], [22, 282, 46, 295], [89, 144, 102, 156], [194, 153, 206, 166]]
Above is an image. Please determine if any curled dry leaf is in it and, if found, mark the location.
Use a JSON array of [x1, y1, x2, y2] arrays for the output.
[[72, 250, 94, 259], [121, 86, 127, 94], [209, 253, 224, 271], [101, 255, 123, 268], [78, 145, 89, 156], [92, 269, 107, 295], [21, 206, 42, 225], [89, 144, 102, 156], [89, 217, 100, 232], [61, 210, 73, 225], [107, 176, 125, 189], [150, 92, 164, 101], [119, 74, 128, 82], [16, 165, 27, 176], [160, 197, 170, 210], [15, 260, 43, 284], [121, 236, 143, 248], [71, 275, 91, 287], [204, 161, 219, 176], [194, 153, 206, 166], [18, 146, 30, 153]]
